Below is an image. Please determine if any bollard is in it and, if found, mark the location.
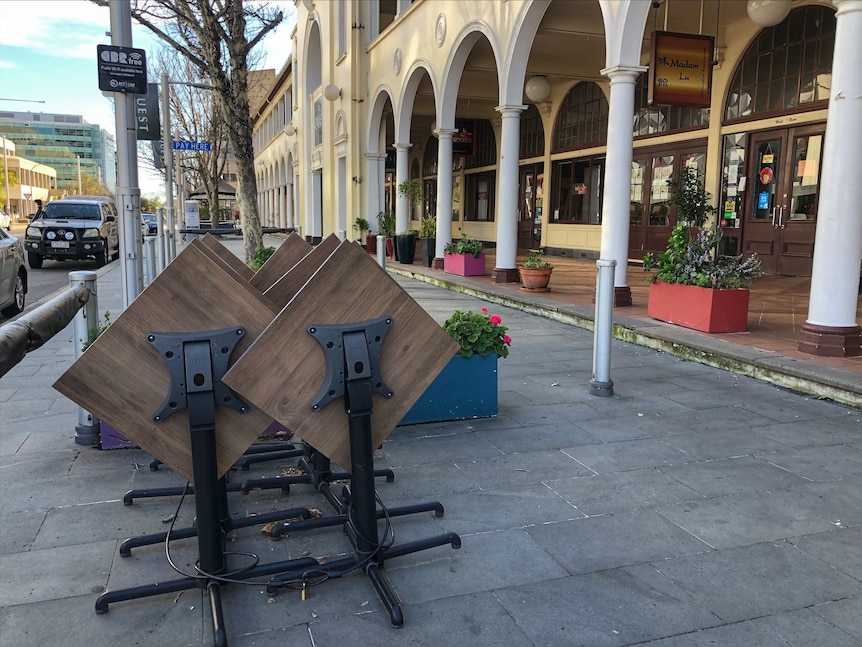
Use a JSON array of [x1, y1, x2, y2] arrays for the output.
[[70, 271, 101, 445], [156, 211, 166, 271], [376, 235, 386, 268], [590, 259, 616, 397], [143, 236, 157, 286], [338, 229, 346, 242]]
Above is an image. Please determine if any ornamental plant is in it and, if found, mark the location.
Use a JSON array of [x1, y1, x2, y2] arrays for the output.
[[521, 250, 553, 269], [643, 168, 763, 289], [443, 232, 484, 258], [443, 308, 512, 358]]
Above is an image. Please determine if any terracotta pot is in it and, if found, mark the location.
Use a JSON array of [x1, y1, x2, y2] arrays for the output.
[[519, 267, 553, 292]]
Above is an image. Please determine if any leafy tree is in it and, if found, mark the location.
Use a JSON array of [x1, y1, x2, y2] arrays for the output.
[[105, 0, 287, 263], [0, 164, 20, 211]]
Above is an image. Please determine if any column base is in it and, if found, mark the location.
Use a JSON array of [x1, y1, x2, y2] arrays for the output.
[[432, 257, 444, 270], [798, 322, 862, 357], [614, 286, 632, 307], [492, 267, 520, 283]]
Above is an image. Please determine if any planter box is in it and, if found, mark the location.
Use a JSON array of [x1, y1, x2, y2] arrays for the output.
[[444, 252, 486, 276], [647, 280, 750, 333], [400, 353, 498, 425]]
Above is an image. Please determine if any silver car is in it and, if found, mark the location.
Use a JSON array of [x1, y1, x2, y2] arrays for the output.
[[0, 228, 27, 318]]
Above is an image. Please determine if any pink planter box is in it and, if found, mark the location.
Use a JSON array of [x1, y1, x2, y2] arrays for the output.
[[647, 280, 750, 333], [444, 252, 486, 276]]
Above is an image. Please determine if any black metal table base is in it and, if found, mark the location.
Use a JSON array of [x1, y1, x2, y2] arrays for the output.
[[261, 321, 462, 626]]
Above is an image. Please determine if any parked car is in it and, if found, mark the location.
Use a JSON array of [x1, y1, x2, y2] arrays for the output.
[[141, 212, 157, 235], [0, 209, 11, 231], [24, 196, 120, 269], [0, 228, 27, 317]]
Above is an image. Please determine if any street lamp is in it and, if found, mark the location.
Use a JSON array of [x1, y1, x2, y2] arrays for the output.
[[161, 72, 214, 260]]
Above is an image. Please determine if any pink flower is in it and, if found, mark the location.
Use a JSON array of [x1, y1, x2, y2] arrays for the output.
[[489, 315, 502, 325], [481, 307, 488, 313], [502, 335, 512, 344]]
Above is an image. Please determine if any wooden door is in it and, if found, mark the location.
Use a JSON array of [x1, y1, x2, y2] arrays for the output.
[[742, 127, 823, 276], [518, 165, 542, 248]]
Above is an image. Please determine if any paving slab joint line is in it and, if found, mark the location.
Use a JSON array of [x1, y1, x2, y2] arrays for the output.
[[387, 265, 862, 409]]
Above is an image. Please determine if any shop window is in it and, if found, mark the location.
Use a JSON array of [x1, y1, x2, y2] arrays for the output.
[[463, 119, 496, 169], [464, 172, 496, 222], [633, 78, 709, 136], [725, 5, 834, 122], [551, 156, 604, 224], [552, 82, 608, 153], [519, 104, 545, 159]]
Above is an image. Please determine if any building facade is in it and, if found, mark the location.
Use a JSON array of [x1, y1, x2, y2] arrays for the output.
[[1, 136, 58, 221], [252, 0, 861, 357], [0, 111, 117, 198]]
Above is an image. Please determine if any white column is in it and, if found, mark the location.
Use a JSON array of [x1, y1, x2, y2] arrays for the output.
[[494, 105, 526, 281], [365, 152, 383, 227], [287, 179, 295, 230], [434, 129, 456, 262], [800, 0, 862, 356], [599, 65, 645, 306], [279, 185, 287, 229], [394, 143, 411, 234]]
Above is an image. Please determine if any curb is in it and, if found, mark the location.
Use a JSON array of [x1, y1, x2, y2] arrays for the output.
[[386, 264, 862, 409]]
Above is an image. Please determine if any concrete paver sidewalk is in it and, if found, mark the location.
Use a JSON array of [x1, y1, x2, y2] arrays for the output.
[[0, 234, 859, 646]]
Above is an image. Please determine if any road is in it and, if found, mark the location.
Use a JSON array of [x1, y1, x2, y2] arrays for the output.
[[2, 222, 116, 322]]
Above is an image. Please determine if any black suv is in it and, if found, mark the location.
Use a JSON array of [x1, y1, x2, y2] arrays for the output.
[[25, 197, 120, 268]]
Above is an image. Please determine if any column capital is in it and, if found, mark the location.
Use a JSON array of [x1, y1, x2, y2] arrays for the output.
[[832, 0, 862, 13], [495, 104, 527, 118], [365, 152, 387, 161], [600, 65, 648, 84], [394, 142, 412, 152], [433, 128, 458, 139]]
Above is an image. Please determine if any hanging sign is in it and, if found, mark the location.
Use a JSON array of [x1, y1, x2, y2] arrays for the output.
[[648, 31, 714, 107], [452, 119, 475, 157]]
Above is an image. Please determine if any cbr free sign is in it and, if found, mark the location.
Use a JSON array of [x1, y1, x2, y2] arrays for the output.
[[97, 45, 148, 95]]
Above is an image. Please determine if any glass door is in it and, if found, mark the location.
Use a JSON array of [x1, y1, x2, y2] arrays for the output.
[[742, 126, 823, 276], [518, 165, 542, 248]]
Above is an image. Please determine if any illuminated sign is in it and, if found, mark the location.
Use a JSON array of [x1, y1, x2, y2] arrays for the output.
[[648, 31, 714, 108]]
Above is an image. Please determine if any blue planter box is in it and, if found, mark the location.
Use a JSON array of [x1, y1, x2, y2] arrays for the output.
[[400, 354, 498, 425]]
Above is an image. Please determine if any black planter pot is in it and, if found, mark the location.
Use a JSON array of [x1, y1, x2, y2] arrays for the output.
[[396, 234, 417, 264], [420, 237, 436, 267]]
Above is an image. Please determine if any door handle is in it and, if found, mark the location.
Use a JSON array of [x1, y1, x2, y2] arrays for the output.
[[772, 206, 778, 228], [778, 205, 785, 230]]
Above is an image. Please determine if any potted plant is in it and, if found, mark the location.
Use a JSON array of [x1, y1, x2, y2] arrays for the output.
[[376, 209, 395, 258], [419, 214, 436, 267], [355, 216, 375, 254], [643, 167, 763, 333], [519, 250, 553, 292], [249, 246, 276, 271], [443, 232, 485, 276], [400, 307, 511, 425], [396, 229, 418, 265], [397, 179, 423, 222]]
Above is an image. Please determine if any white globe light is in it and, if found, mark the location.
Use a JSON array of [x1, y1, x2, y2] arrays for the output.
[[323, 84, 341, 101], [524, 76, 551, 103], [746, 0, 792, 27]]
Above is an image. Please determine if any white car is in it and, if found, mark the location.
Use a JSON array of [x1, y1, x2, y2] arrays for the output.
[[0, 209, 11, 231]]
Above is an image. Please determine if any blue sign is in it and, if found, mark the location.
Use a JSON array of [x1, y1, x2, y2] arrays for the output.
[[757, 191, 770, 209], [172, 141, 212, 151]]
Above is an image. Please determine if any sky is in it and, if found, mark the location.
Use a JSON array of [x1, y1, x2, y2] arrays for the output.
[[0, 0, 296, 197]]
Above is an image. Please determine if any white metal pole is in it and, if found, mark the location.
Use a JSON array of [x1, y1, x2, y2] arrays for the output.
[[590, 259, 616, 397], [71, 270, 100, 445], [161, 71, 176, 261]]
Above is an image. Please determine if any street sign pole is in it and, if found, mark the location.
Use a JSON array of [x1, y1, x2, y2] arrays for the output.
[[108, 0, 144, 307]]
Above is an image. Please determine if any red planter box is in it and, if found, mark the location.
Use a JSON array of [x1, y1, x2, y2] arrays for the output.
[[647, 280, 750, 333], [444, 252, 486, 276]]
